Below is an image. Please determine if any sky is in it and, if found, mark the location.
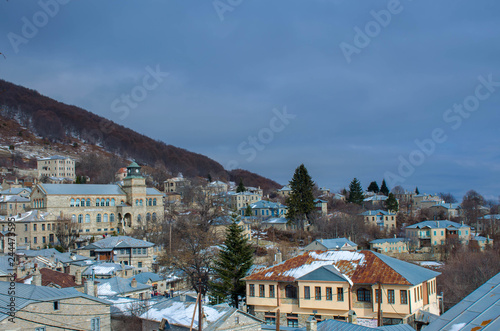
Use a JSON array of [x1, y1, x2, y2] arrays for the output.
[[1, 1, 499, 200]]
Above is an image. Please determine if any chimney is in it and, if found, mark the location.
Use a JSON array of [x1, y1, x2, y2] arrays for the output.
[[348, 310, 357, 324], [75, 269, 82, 285], [394, 234, 396, 238], [274, 251, 282, 264], [32, 264, 42, 286], [306, 316, 317, 331], [84, 279, 95, 296], [131, 278, 137, 288], [180, 294, 186, 302]]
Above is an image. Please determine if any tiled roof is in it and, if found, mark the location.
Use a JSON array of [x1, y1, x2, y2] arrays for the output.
[[0, 210, 51, 223], [309, 238, 357, 249], [129, 272, 164, 284], [406, 220, 467, 229], [425, 272, 500, 331], [245, 250, 439, 286], [82, 262, 133, 276], [82, 236, 154, 250], [97, 277, 151, 296], [360, 209, 394, 216], [17, 268, 78, 288], [250, 200, 286, 209], [0, 187, 31, 195], [262, 217, 288, 224], [38, 183, 126, 195], [370, 238, 409, 244]]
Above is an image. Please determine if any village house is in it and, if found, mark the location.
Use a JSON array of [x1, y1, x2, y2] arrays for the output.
[[228, 191, 262, 210], [37, 155, 76, 180], [244, 250, 440, 328], [469, 235, 493, 251], [0, 230, 15, 254], [82, 262, 135, 279], [78, 235, 155, 271], [0, 210, 57, 250], [0, 281, 111, 330], [314, 199, 328, 215], [261, 217, 290, 231], [427, 203, 461, 219], [277, 185, 292, 198], [405, 220, 472, 250], [242, 200, 287, 218], [304, 238, 358, 251], [370, 238, 410, 255], [30, 162, 164, 236], [360, 210, 396, 229], [212, 216, 252, 241], [97, 276, 152, 299], [164, 176, 190, 195], [477, 214, 500, 236], [412, 194, 443, 210], [0, 194, 30, 216]]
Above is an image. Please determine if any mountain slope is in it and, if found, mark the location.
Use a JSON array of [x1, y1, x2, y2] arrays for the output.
[[0, 79, 281, 191]]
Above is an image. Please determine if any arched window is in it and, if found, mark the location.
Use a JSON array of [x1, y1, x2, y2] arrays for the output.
[[110, 199, 115, 206], [76, 199, 80, 207], [135, 199, 139, 206], [140, 199, 143, 206], [137, 214, 142, 222], [96, 198, 100, 207], [103, 214, 108, 222], [152, 212, 157, 221], [86, 199, 91, 206], [285, 285, 297, 299], [78, 214, 83, 223], [72, 214, 76, 222], [153, 198, 157, 206], [106, 199, 110, 206], [101, 199, 105, 206], [96, 214, 102, 222], [70, 199, 75, 207], [110, 213, 115, 223], [85, 214, 90, 223], [146, 213, 151, 222], [357, 288, 371, 302]]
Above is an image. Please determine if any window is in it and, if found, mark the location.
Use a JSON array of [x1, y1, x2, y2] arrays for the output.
[[33, 224, 37, 231], [54, 301, 59, 310], [285, 285, 297, 299], [106, 199, 110, 206], [86, 199, 91, 206], [91, 317, 100, 331], [101, 199, 105, 206], [138, 262, 142, 268], [315, 287, 321, 300], [259, 284, 265, 297], [146, 213, 151, 222], [25, 224, 28, 231], [42, 237, 46, 244], [153, 198, 157, 206], [34, 237, 37, 244], [85, 214, 90, 223], [76, 199, 80, 207], [357, 288, 371, 302], [96, 214, 101, 222], [388, 289, 395, 304], [96, 198, 100, 206], [110, 198, 115, 206], [249, 284, 255, 297], [304, 286, 310, 299], [133, 248, 137, 255], [287, 314, 298, 328], [70, 198, 75, 207], [400, 290, 408, 304], [72, 214, 76, 223], [35, 327, 46, 331], [42, 224, 45, 231], [269, 285, 275, 298], [152, 213, 157, 221], [375, 289, 382, 303], [326, 287, 332, 300], [142, 248, 147, 254], [78, 214, 83, 223], [137, 214, 142, 222], [264, 312, 276, 325], [337, 287, 344, 301], [103, 214, 108, 222]]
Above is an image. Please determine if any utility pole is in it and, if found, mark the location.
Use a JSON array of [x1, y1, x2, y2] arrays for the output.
[[377, 282, 382, 327], [198, 279, 203, 331], [276, 309, 280, 331]]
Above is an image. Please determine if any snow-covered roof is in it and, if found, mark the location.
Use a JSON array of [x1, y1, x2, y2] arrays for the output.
[[82, 236, 154, 250]]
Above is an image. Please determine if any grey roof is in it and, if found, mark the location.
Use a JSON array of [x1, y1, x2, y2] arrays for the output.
[[430, 203, 461, 210], [0, 187, 31, 195], [262, 217, 288, 224], [373, 251, 440, 285], [250, 200, 287, 209], [82, 236, 154, 250], [1, 210, 50, 223], [297, 265, 350, 283], [205, 307, 263, 331], [97, 276, 151, 296], [371, 238, 409, 244], [129, 272, 164, 284], [17, 248, 61, 257], [82, 262, 133, 276], [406, 220, 468, 229], [0, 195, 30, 202], [39, 183, 126, 195], [0, 256, 14, 275], [425, 272, 500, 331], [0, 281, 110, 322], [39, 155, 72, 160], [360, 209, 395, 216], [310, 238, 357, 249], [146, 187, 163, 195]]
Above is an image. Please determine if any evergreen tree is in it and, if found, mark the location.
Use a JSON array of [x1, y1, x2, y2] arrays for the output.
[[415, 186, 420, 195], [210, 215, 254, 308], [236, 178, 246, 193], [286, 164, 316, 224], [347, 178, 364, 205], [385, 193, 399, 212], [380, 179, 389, 196], [367, 181, 379, 193], [244, 205, 252, 217], [207, 173, 212, 182]]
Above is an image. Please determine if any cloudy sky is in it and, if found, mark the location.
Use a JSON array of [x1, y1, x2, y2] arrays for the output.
[[1, 1, 499, 200]]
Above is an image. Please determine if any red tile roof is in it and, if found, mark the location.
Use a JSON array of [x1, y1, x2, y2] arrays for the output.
[[245, 250, 412, 285], [17, 268, 79, 288]]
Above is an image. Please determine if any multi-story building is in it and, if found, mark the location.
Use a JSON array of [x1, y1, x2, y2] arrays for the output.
[[244, 250, 440, 328], [240, 200, 287, 218], [277, 185, 292, 198], [0, 195, 30, 216], [228, 191, 262, 210], [360, 210, 396, 229], [164, 177, 190, 194], [370, 238, 410, 255], [304, 238, 358, 251], [427, 203, 461, 218], [314, 199, 328, 215], [30, 162, 164, 235], [405, 220, 471, 249], [0, 210, 57, 250], [37, 155, 76, 180]]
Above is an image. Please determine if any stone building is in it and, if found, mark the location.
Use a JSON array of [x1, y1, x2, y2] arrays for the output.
[[37, 155, 76, 180], [30, 162, 164, 235]]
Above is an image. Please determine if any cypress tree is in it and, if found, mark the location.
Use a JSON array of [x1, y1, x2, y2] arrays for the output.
[[380, 179, 389, 196], [348, 178, 364, 204], [286, 164, 316, 224], [385, 193, 399, 212], [415, 186, 420, 195], [367, 181, 379, 193], [210, 215, 254, 308], [236, 178, 246, 193]]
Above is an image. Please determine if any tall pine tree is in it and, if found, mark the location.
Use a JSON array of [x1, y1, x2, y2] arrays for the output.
[[380, 179, 389, 196], [348, 178, 364, 204], [286, 164, 315, 224], [415, 186, 420, 195], [236, 178, 246, 193], [385, 193, 399, 212], [210, 215, 254, 307], [367, 181, 379, 193]]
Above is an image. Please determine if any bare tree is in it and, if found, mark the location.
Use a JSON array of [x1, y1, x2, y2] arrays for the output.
[[462, 190, 485, 234], [55, 217, 81, 251], [439, 192, 457, 203]]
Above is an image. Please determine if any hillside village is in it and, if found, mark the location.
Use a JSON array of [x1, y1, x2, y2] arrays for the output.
[[0, 150, 498, 331]]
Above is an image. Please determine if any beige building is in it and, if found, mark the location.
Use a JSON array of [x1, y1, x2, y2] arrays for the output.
[[228, 191, 262, 210], [405, 220, 471, 250], [277, 185, 292, 198], [0, 195, 30, 217], [30, 162, 164, 236], [360, 210, 396, 229], [0, 210, 57, 249], [244, 250, 440, 328], [213, 216, 252, 241], [164, 176, 190, 193], [370, 237, 409, 255], [0, 281, 111, 331], [37, 155, 76, 180]]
